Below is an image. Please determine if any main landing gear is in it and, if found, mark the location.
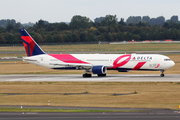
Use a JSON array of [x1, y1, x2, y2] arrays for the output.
[[82, 69, 107, 77], [82, 74, 92, 77], [83, 69, 92, 77], [98, 74, 106, 77], [160, 70, 165, 77], [82, 74, 107, 77]]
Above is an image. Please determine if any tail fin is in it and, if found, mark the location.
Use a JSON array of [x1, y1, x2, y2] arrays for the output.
[[19, 29, 45, 57]]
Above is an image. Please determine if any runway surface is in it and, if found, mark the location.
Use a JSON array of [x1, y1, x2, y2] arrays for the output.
[[0, 74, 180, 82], [0, 106, 180, 120], [1, 110, 180, 120]]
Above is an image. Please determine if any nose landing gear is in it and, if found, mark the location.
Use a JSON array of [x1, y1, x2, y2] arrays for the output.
[[160, 70, 164, 77]]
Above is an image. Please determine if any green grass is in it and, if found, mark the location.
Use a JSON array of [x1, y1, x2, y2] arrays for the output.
[[0, 108, 144, 113]]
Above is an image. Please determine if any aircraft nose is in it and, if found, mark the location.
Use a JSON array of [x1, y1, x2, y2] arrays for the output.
[[168, 61, 175, 68], [164, 60, 175, 69], [171, 61, 175, 67]]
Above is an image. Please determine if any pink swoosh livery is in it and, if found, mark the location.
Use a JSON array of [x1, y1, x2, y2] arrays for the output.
[[155, 64, 160, 68], [113, 54, 131, 69], [132, 62, 146, 70], [49, 54, 89, 64], [19, 29, 175, 77]]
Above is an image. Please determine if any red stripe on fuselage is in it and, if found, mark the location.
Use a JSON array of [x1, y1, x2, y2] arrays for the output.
[[21, 36, 35, 56], [132, 62, 146, 70], [49, 54, 90, 64]]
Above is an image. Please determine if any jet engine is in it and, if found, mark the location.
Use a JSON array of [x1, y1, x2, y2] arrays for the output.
[[92, 66, 107, 74]]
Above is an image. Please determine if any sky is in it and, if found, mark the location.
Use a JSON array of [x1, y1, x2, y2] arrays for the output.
[[0, 0, 179, 23]]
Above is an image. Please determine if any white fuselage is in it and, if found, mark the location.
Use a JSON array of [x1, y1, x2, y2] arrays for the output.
[[23, 53, 175, 72]]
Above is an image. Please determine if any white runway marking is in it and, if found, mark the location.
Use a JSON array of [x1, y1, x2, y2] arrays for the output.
[[0, 74, 180, 82]]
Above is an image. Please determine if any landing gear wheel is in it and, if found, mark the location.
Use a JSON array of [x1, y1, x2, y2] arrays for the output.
[[97, 74, 106, 77], [160, 74, 164, 77], [160, 70, 165, 77], [83, 74, 92, 77]]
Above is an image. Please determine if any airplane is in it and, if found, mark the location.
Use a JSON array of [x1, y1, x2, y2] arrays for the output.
[[19, 29, 175, 77]]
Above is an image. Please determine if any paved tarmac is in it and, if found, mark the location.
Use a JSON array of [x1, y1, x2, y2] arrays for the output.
[[0, 106, 180, 120], [0, 74, 180, 82], [0, 111, 180, 120]]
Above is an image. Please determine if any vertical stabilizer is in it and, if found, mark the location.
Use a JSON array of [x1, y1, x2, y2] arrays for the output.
[[19, 29, 45, 56]]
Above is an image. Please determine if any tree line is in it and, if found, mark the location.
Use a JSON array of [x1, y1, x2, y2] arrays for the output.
[[0, 15, 180, 44]]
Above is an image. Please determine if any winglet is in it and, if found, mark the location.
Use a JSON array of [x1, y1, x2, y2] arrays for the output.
[[19, 29, 45, 57]]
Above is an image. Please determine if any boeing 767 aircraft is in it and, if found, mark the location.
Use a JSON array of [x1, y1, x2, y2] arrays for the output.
[[19, 29, 175, 77]]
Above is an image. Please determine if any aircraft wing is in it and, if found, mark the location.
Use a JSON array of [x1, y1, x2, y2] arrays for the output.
[[48, 62, 113, 68], [49, 62, 93, 68]]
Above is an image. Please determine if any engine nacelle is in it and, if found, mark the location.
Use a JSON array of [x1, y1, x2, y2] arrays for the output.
[[92, 66, 107, 74]]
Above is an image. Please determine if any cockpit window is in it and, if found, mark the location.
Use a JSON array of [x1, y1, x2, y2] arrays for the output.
[[164, 59, 171, 61]]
